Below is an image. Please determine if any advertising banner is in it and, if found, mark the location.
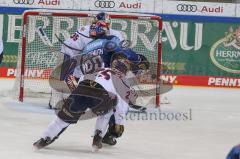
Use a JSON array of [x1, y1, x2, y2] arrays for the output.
[[0, 0, 238, 17], [0, 0, 156, 13], [162, 1, 236, 17], [1, 68, 239, 88], [0, 0, 74, 9], [0, 14, 21, 68], [162, 20, 240, 78], [162, 75, 240, 88], [236, 4, 240, 17], [87, 0, 155, 13], [0, 5, 239, 88], [1, 13, 240, 75]]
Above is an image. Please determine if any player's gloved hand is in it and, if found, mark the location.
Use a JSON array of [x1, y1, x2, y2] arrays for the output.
[[65, 74, 77, 92]]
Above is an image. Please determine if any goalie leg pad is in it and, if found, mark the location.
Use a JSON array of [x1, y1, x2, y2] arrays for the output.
[[56, 80, 117, 124], [60, 54, 77, 81], [49, 54, 77, 94]]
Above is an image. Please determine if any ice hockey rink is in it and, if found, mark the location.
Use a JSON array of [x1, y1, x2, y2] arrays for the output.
[[0, 78, 239, 159]]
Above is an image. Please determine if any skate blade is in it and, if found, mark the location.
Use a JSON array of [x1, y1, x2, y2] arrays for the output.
[[33, 145, 41, 151], [92, 145, 100, 152]]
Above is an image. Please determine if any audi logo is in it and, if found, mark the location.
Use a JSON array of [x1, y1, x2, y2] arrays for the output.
[[13, 0, 34, 5], [177, 4, 198, 12], [94, 0, 115, 8]]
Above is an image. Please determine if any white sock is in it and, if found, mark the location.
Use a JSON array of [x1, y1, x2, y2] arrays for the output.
[[94, 110, 113, 137], [41, 116, 70, 140]]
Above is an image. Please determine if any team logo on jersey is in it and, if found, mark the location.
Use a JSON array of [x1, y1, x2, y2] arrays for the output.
[[210, 26, 240, 74]]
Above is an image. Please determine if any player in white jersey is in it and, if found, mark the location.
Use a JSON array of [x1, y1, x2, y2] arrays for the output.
[[90, 48, 152, 150], [33, 16, 131, 150], [33, 21, 148, 151]]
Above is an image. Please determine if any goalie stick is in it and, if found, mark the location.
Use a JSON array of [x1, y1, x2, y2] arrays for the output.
[[36, 27, 77, 86], [37, 27, 83, 53], [54, 33, 84, 52], [36, 27, 55, 52]]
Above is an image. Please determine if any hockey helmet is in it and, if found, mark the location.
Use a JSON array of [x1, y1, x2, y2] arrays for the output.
[[89, 20, 109, 38]]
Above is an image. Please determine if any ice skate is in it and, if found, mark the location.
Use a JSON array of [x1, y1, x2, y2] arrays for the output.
[[102, 133, 117, 146], [33, 137, 53, 150], [92, 130, 103, 152]]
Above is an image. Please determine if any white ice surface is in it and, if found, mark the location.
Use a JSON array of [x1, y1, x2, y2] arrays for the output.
[[0, 78, 240, 159]]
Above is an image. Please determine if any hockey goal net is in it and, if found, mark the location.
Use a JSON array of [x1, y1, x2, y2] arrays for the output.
[[14, 10, 162, 107]]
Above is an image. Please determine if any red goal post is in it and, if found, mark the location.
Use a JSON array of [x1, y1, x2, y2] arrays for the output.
[[16, 10, 162, 107]]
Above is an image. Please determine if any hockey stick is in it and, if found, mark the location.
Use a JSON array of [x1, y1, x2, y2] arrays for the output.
[[126, 71, 158, 110], [36, 26, 56, 53], [37, 27, 83, 53], [36, 26, 77, 85], [36, 27, 77, 100], [54, 33, 83, 52]]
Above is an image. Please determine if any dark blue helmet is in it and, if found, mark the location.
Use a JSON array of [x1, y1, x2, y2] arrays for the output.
[[226, 144, 240, 159]]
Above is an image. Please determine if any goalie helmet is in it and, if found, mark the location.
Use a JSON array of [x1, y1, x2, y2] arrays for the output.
[[89, 20, 109, 38], [95, 12, 110, 26], [90, 12, 111, 38]]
